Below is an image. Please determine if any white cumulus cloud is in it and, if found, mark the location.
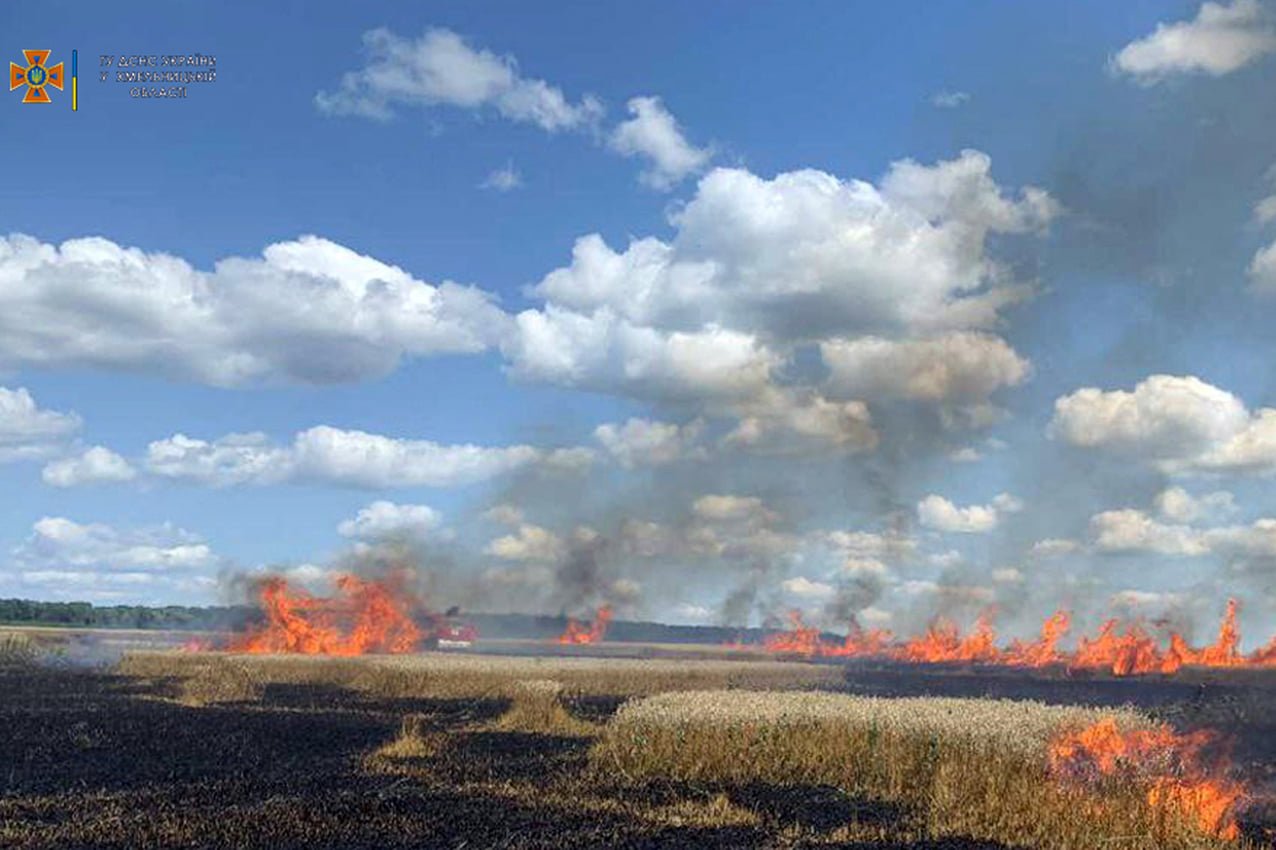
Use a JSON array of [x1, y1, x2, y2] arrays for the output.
[[841, 557, 890, 577], [528, 151, 1056, 343], [721, 388, 878, 455], [821, 332, 1029, 404], [673, 602, 713, 622], [1250, 167, 1276, 292], [484, 523, 566, 562], [687, 494, 796, 560], [0, 234, 505, 386], [1089, 508, 1276, 559], [594, 417, 705, 468], [19, 517, 216, 569], [0, 386, 80, 461], [6, 515, 220, 602], [7, 517, 221, 602], [1051, 374, 1276, 475], [503, 308, 780, 402], [822, 529, 918, 562], [1090, 509, 1211, 556], [507, 150, 1055, 440], [337, 501, 444, 541], [1154, 486, 1237, 523], [145, 432, 291, 486], [781, 576, 835, 600], [290, 426, 541, 488], [1113, 0, 1276, 83], [917, 493, 1020, 534], [692, 494, 776, 524], [1206, 518, 1276, 557], [608, 96, 711, 190], [43, 427, 588, 491], [316, 27, 601, 130], [1251, 239, 1276, 293], [143, 427, 547, 489], [480, 161, 523, 191], [1030, 538, 1081, 558], [42, 446, 136, 487]]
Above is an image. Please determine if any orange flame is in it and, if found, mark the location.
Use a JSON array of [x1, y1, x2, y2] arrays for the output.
[[747, 598, 1276, 677], [1250, 636, 1276, 666], [1071, 619, 1171, 676], [1047, 717, 1244, 840], [1071, 598, 1246, 676], [558, 605, 613, 644], [763, 610, 823, 655], [827, 619, 895, 657], [1004, 610, 1071, 667], [899, 612, 1000, 663], [1170, 598, 1243, 669], [760, 610, 894, 657], [228, 574, 422, 656]]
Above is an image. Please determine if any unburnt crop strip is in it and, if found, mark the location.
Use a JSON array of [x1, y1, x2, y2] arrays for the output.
[[594, 690, 1251, 849]]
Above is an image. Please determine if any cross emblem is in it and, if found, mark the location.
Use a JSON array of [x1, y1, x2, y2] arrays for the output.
[[10, 50, 64, 104]]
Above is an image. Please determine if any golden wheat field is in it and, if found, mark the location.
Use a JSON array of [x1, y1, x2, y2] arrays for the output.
[[117, 648, 846, 701], [595, 690, 1244, 850]]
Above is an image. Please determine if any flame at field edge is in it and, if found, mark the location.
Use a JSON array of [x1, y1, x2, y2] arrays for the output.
[[747, 599, 1276, 677], [1047, 717, 1244, 840], [226, 574, 423, 656], [558, 605, 613, 644]]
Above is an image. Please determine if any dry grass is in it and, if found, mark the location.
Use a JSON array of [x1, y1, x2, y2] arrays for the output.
[[176, 658, 263, 706], [0, 632, 36, 665], [593, 690, 1242, 850], [117, 650, 840, 700], [369, 714, 445, 762], [653, 792, 762, 830], [493, 678, 597, 736]]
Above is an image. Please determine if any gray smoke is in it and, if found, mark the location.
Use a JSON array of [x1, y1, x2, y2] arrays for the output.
[[552, 531, 609, 614], [821, 570, 887, 629]]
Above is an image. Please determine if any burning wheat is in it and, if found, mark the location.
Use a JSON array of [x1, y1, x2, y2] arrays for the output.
[[754, 598, 1276, 678], [595, 690, 1249, 849], [227, 574, 423, 656], [558, 605, 613, 645]]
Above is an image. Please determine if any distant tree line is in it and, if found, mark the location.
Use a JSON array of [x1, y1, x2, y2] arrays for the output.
[[466, 611, 769, 644], [0, 597, 774, 644], [0, 598, 254, 631]]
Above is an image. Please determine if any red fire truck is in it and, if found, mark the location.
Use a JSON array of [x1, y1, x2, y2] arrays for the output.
[[427, 606, 478, 649]]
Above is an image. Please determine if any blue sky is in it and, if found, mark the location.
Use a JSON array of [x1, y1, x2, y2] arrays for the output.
[[2, 2, 1276, 641]]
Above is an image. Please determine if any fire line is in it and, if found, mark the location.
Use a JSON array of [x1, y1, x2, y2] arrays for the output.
[[748, 599, 1276, 677]]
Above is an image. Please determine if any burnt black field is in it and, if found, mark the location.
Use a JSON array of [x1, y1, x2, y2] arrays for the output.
[[3, 656, 1276, 849]]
